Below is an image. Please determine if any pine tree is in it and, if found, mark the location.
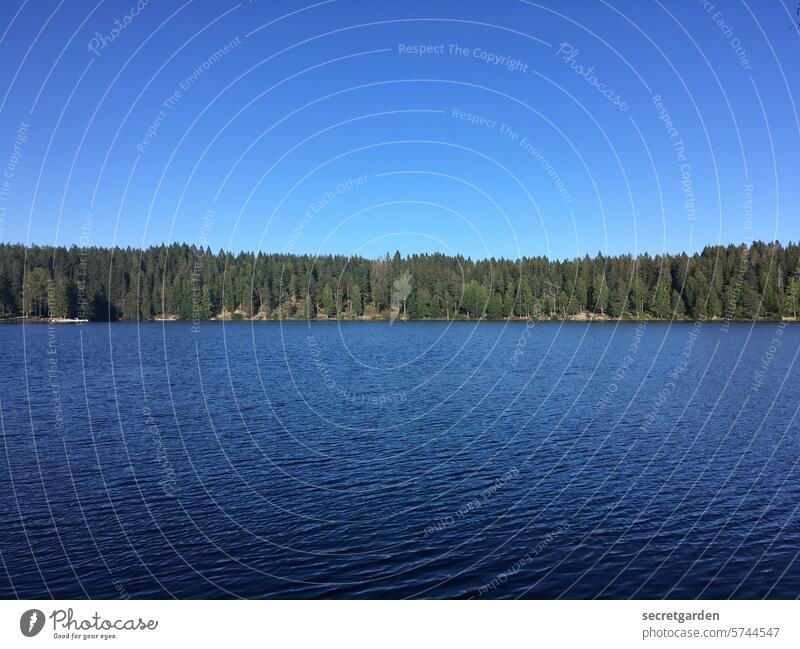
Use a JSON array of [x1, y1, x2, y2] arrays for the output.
[[351, 283, 362, 317]]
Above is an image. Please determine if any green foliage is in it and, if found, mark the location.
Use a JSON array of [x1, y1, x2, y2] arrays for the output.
[[0, 241, 796, 322], [461, 280, 488, 318], [350, 283, 362, 317], [486, 292, 503, 320]]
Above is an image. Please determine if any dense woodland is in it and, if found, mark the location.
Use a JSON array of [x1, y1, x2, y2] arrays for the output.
[[0, 241, 798, 322]]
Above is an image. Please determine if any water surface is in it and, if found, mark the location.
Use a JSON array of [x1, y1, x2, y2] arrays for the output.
[[1, 321, 798, 598]]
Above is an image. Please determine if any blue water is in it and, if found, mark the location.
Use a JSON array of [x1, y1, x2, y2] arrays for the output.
[[1, 321, 799, 599]]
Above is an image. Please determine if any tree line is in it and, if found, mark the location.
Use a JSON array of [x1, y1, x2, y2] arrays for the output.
[[0, 241, 798, 322]]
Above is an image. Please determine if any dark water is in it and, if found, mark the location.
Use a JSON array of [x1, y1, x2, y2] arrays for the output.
[[1, 320, 799, 599]]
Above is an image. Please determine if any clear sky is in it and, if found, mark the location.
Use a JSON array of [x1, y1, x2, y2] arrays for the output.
[[0, 0, 798, 261]]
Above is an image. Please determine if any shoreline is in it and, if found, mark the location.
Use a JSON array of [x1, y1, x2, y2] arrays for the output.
[[3, 316, 796, 325]]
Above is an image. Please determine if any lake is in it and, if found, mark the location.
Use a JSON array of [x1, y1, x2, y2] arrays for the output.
[[0, 320, 798, 598]]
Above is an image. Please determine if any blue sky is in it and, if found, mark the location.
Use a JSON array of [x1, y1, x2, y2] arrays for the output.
[[0, 0, 798, 260]]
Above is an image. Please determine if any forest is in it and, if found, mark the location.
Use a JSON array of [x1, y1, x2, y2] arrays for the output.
[[0, 240, 798, 322]]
